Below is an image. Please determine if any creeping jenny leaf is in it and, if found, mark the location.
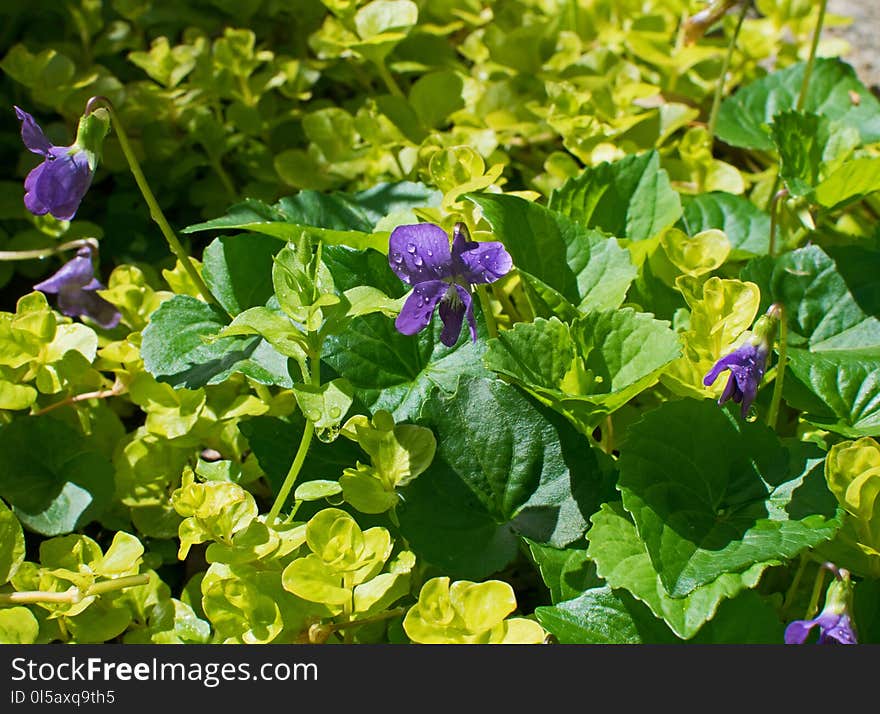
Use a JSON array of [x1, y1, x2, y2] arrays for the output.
[[617, 400, 842, 597]]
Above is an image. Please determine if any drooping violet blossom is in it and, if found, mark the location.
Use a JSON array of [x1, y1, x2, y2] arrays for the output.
[[33, 244, 121, 329], [785, 564, 857, 645], [15, 106, 93, 221], [703, 303, 781, 418], [389, 222, 512, 347]]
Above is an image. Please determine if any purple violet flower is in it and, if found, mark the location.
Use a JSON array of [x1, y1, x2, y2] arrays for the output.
[[389, 222, 513, 347], [785, 564, 857, 645], [703, 303, 781, 418], [703, 341, 769, 418], [15, 106, 93, 221], [33, 244, 121, 329]]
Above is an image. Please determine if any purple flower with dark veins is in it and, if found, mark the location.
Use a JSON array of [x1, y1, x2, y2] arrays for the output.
[[33, 244, 121, 329], [14, 106, 103, 221], [703, 303, 781, 418], [389, 222, 512, 347], [785, 564, 857, 645]]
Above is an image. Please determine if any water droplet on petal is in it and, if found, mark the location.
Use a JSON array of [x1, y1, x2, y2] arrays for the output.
[[328, 407, 342, 419], [406, 243, 417, 253], [413, 255, 424, 266], [306, 410, 321, 422]]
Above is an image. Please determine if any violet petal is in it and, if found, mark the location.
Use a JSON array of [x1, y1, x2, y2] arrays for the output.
[[395, 279, 447, 336], [31, 149, 92, 221], [33, 251, 95, 294], [456, 241, 513, 285], [14, 106, 53, 156], [437, 286, 475, 347], [389, 223, 453, 285], [23, 162, 50, 216], [784, 619, 816, 644]]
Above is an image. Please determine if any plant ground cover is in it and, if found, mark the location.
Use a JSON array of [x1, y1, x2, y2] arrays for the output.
[[0, 0, 878, 645]]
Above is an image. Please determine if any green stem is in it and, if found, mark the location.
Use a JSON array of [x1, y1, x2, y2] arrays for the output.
[[805, 562, 827, 619], [766, 305, 788, 430], [707, 0, 750, 149], [374, 60, 404, 98], [85, 96, 227, 316], [342, 573, 354, 644], [0, 574, 150, 606], [476, 285, 499, 339], [207, 154, 238, 203], [332, 607, 406, 634], [768, 187, 789, 257], [267, 349, 320, 525], [781, 552, 809, 618], [567, 0, 579, 33], [796, 0, 829, 111], [0, 238, 98, 261]]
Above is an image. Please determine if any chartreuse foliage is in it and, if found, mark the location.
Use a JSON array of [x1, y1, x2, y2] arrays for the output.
[[1, 0, 879, 646]]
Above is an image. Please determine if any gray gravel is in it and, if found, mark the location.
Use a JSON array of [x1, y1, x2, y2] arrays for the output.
[[827, 0, 880, 89]]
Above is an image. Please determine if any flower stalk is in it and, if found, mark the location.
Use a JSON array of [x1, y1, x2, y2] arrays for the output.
[[267, 345, 320, 525], [765, 304, 788, 430], [84, 96, 227, 316], [707, 0, 751, 149], [796, 0, 829, 111]]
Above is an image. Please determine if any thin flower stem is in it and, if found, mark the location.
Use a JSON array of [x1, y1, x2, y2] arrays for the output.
[[85, 96, 227, 316], [766, 305, 787, 430], [0, 238, 98, 261], [267, 349, 320, 525], [374, 60, 404, 98], [207, 155, 238, 203], [768, 187, 789, 257], [707, 0, 750, 149], [805, 562, 827, 619], [781, 552, 809, 618], [476, 285, 499, 339], [796, 0, 829, 111], [0, 574, 150, 606]]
